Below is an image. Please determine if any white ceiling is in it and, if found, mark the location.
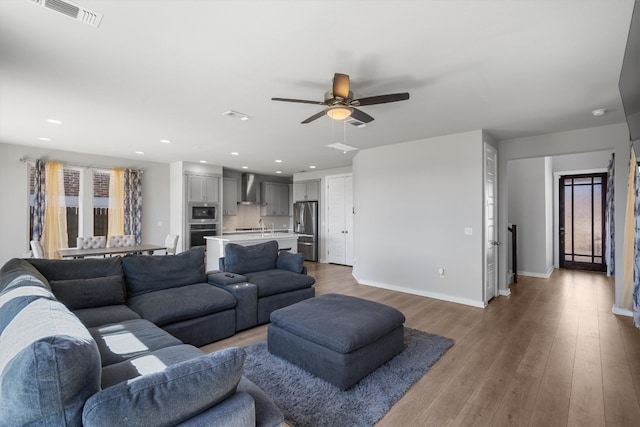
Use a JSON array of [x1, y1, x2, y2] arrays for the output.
[[0, 0, 634, 175]]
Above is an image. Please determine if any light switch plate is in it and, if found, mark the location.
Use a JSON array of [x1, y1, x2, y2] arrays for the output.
[[464, 227, 473, 235]]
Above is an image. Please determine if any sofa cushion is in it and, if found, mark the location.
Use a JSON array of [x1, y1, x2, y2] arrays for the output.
[[83, 347, 246, 427], [0, 295, 100, 426], [1, 258, 50, 293], [276, 251, 305, 274], [223, 241, 278, 274], [123, 247, 206, 297], [50, 275, 126, 310], [73, 305, 141, 328], [244, 269, 316, 298], [127, 283, 237, 326], [89, 319, 183, 367], [101, 344, 205, 388], [28, 256, 123, 281]]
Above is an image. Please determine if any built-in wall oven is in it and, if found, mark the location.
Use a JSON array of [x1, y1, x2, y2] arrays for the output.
[[188, 223, 218, 248]]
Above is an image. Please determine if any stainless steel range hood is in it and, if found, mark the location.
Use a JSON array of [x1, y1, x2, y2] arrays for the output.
[[238, 173, 261, 205]]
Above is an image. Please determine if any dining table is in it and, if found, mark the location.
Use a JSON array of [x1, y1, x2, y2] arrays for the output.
[[57, 243, 167, 259]]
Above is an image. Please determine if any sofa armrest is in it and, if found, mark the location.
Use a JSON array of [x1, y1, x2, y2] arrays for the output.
[[83, 347, 246, 426], [208, 271, 247, 286]]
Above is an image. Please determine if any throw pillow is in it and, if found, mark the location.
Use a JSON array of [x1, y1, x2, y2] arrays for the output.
[[122, 247, 206, 297], [50, 275, 125, 310], [82, 347, 246, 426], [224, 241, 278, 274], [276, 251, 305, 274]]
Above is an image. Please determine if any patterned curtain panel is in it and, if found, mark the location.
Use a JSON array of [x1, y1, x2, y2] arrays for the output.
[[32, 159, 46, 241], [634, 151, 640, 327], [124, 169, 142, 245], [605, 153, 615, 276]]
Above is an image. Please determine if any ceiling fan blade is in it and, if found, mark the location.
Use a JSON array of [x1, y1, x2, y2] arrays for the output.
[[301, 110, 328, 124], [333, 73, 350, 99], [271, 97, 325, 105], [353, 92, 410, 106], [350, 108, 375, 123]]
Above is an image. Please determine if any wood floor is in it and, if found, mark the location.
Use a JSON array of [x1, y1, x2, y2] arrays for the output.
[[201, 263, 640, 427]]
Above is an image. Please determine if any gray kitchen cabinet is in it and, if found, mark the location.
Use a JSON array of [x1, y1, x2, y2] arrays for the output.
[[294, 180, 320, 201], [262, 182, 289, 216], [187, 174, 219, 203], [222, 178, 238, 216]]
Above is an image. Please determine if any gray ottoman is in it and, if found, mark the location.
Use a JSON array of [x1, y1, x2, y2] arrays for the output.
[[268, 293, 405, 390]]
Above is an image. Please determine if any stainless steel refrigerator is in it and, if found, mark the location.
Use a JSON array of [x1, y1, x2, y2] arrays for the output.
[[293, 201, 318, 262]]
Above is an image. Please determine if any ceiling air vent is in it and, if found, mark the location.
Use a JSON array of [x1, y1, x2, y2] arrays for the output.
[[327, 142, 359, 153], [345, 118, 367, 128], [29, 0, 103, 27]]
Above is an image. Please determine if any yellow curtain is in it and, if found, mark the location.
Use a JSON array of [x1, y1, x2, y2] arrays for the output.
[[41, 162, 68, 259], [108, 168, 125, 240], [622, 146, 636, 309]]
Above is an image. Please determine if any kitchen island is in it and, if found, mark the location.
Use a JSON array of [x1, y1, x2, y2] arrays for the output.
[[205, 233, 299, 272]]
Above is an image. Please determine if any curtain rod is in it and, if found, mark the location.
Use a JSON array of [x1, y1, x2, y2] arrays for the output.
[[19, 157, 143, 173]]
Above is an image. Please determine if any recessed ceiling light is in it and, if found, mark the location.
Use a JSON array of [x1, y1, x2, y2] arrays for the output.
[[199, 160, 207, 163], [135, 151, 144, 155], [39, 137, 51, 141], [275, 159, 283, 163], [309, 165, 316, 169], [231, 152, 239, 156], [160, 139, 171, 144], [275, 171, 282, 174], [241, 166, 249, 169], [592, 108, 607, 117], [47, 119, 62, 124]]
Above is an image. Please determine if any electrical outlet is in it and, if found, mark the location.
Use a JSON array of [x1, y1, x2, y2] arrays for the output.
[[464, 227, 473, 235]]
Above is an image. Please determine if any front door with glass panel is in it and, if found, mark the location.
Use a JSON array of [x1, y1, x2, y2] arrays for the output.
[[559, 173, 607, 271]]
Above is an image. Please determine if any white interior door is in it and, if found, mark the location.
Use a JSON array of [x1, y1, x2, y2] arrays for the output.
[[326, 175, 353, 265], [345, 175, 354, 264], [485, 143, 498, 303]]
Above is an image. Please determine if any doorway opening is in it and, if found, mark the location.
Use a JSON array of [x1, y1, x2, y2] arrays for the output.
[[559, 173, 607, 271]]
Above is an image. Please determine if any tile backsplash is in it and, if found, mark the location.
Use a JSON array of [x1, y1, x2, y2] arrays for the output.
[[222, 204, 292, 232]]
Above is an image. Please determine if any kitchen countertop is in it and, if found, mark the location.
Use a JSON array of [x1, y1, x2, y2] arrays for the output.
[[222, 229, 291, 235], [206, 233, 299, 242]]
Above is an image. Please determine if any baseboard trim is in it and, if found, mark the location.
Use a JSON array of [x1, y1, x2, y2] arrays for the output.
[[354, 277, 486, 309], [518, 268, 553, 279], [499, 288, 511, 296], [612, 304, 633, 317]]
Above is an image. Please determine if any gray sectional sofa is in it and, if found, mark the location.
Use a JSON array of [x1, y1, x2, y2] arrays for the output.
[[0, 244, 313, 426]]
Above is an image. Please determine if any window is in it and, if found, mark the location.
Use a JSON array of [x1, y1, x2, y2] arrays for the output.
[[29, 166, 113, 247], [93, 171, 110, 236]]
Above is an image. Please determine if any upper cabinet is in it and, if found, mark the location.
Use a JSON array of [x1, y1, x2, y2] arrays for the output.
[[294, 180, 320, 202], [262, 182, 290, 216], [187, 174, 219, 203], [222, 178, 238, 216]]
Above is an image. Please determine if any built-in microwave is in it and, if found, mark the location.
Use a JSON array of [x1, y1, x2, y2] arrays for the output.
[[189, 203, 217, 222]]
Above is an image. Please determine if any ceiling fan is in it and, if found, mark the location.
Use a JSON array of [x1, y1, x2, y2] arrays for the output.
[[271, 73, 410, 124]]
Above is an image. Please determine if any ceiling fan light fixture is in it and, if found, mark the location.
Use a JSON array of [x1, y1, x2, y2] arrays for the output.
[[326, 106, 353, 121]]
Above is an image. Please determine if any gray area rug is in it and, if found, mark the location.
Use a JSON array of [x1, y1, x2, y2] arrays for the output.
[[242, 328, 453, 427]]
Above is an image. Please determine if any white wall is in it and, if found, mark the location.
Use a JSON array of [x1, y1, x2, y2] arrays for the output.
[[0, 142, 170, 265], [507, 157, 553, 277], [498, 123, 629, 310], [352, 130, 485, 307]]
